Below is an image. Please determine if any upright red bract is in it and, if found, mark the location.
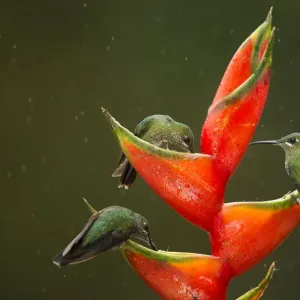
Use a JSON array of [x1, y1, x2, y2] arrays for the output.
[[200, 9, 274, 179]]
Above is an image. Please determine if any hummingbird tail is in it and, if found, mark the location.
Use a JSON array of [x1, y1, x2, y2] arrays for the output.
[[118, 161, 137, 189]]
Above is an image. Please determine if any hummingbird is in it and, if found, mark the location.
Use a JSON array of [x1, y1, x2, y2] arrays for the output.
[[53, 199, 157, 267], [250, 133, 300, 203], [112, 114, 195, 189]]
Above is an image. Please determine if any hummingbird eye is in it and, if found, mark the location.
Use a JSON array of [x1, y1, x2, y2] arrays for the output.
[[183, 135, 190, 144], [289, 138, 296, 144], [143, 223, 149, 231]]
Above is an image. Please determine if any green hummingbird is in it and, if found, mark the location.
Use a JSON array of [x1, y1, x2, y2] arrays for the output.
[[53, 199, 157, 267], [112, 114, 195, 189], [250, 133, 300, 203]]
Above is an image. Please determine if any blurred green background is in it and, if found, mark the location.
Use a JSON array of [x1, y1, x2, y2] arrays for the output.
[[1, 0, 300, 299]]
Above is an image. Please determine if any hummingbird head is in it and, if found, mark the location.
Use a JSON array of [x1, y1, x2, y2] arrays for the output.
[[53, 201, 157, 268], [250, 133, 300, 154], [133, 213, 157, 251], [141, 115, 195, 153]]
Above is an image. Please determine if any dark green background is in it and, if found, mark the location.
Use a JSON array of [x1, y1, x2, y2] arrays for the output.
[[1, 0, 300, 299]]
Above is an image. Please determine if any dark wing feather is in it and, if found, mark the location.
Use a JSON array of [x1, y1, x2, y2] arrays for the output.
[[62, 213, 100, 257], [112, 119, 151, 188]]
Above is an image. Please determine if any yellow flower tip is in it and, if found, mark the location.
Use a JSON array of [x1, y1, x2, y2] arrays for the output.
[[265, 262, 276, 282], [265, 7, 273, 26], [101, 107, 120, 130]]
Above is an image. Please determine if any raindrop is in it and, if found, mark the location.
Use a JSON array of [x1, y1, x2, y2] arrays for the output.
[[41, 156, 48, 164], [80, 110, 85, 116], [106, 45, 111, 51], [41, 288, 46, 293], [26, 116, 32, 124], [28, 97, 32, 103], [84, 137, 89, 144], [160, 49, 166, 56], [111, 36, 115, 41], [31, 213, 35, 218], [229, 29, 235, 35], [7, 172, 12, 179], [13, 44, 16, 49], [21, 164, 27, 173], [75, 116, 79, 121], [83, 2, 87, 8], [184, 57, 188, 61]]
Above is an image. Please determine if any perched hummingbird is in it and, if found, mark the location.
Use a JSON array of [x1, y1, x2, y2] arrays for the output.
[[53, 199, 157, 267], [250, 133, 300, 203], [112, 115, 195, 189]]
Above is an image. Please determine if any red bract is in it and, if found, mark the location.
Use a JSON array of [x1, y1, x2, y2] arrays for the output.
[[201, 9, 274, 178], [122, 241, 230, 300], [211, 192, 300, 276], [122, 241, 275, 300]]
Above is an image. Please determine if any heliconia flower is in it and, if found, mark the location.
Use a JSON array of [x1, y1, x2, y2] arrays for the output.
[[102, 108, 226, 231], [122, 240, 231, 300], [236, 263, 275, 300], [210, 191, 300, 276], [200, 7, 275, 179], [102, 10, 275, 233]]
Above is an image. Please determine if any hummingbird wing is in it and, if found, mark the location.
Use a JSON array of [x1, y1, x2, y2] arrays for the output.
[[112, 118, 151, 188], [62, 212, 100, 257]]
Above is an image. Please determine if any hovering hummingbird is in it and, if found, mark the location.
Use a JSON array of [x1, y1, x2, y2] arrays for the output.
[[53, 199, 157, 267], [112, 114, 195, 189], [250, 133, 300, 203]]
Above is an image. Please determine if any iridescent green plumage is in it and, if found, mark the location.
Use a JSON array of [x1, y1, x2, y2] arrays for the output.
[[53, 200, 157, 267], [250, 132, 300, 202], [112, 114, 195, 189]]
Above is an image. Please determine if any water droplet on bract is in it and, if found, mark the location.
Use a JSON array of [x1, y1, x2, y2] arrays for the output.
[[84, 137, 89, 144]]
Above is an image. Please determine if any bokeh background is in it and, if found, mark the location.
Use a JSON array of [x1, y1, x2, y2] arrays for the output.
[[1, 0, 300, 299]]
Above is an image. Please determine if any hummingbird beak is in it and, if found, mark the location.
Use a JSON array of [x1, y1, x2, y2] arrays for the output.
[[136, 230, 158, 251], [249, 140, 278, 145], [147, 234, 158, 251]]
